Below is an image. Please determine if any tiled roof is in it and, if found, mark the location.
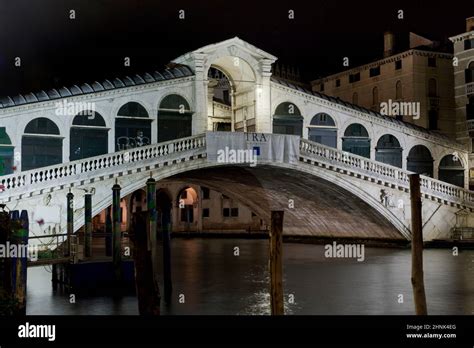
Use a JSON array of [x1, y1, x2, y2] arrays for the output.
[[0, 66, 194, 110], [271, 76, 454, 141]]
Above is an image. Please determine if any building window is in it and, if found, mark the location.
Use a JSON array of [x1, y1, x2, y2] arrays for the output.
[[352, 92, 358, 104], [467, 98, 474, 120], [395, 60, 402, 70], [428, 57, 437, 67], [429, 109, 438, 130], [396, 80, 403, 100], [464, 39, 474, 50], [320, 83, 324, 92], [372, 87, 379, 109], [335, 79, 341, 87], [369, 67, 380, 77], [202, 208, 210, 218], [202, 187, 210, 199], [223, 208, 230, 217], [465, 62, 474, 84], [349, 73, 360, 83], [428, 78, 437, 97], [231, 208, 239, 217]]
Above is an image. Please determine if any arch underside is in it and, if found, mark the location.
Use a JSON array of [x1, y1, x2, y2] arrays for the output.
[[161, 165, 404, 240]]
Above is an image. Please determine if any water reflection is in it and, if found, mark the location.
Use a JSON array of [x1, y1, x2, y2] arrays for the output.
[[26, 239, 474, 315]]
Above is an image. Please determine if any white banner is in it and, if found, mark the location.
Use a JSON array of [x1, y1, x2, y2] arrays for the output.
[[206, 132, 300, 166]]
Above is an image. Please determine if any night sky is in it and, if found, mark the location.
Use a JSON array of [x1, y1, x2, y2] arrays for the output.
[[0, 0, 472, 97]]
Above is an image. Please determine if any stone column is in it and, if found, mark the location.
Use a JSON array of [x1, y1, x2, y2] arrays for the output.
[[256, 59, 274, 133], [192, 53, 209, 135]]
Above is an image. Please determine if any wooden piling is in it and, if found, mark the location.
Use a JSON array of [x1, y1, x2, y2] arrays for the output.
[[162, 208, 172, 304], [270, 210, 284, 315], [84, 193, 92, 258], [146, 178, 158, 279], [105, 207, 112, 257], [409, 174, 428, 315], [130, 211, 160, 315], [112, 183, 122, 282], [66, 192, 74, 257]]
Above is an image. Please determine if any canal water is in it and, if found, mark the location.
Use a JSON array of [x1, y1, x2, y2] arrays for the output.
[[26, 238, 474, 315]]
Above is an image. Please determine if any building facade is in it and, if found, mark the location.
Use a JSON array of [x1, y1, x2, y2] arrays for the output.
[[450, 17, 474, 190], [311, 32, 456, 138]]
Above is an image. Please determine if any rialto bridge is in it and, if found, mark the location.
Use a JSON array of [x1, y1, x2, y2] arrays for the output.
[[0, 37, 472, 246]]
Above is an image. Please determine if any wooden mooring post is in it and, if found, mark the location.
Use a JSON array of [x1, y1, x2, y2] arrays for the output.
[[0, 207, 29, 315], [112, 182, 122, 283], [84, 193, 92, 258], [130, 211, 160, 315], [409, 174, 428, 315], [66, 191, 74, 258], [270, 210, 284, 315], [162, 208, 172, 304]]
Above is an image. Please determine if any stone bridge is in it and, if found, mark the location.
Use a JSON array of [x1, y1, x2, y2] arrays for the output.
[[0, 37, 473, 244], [0, 133, 473, 243]]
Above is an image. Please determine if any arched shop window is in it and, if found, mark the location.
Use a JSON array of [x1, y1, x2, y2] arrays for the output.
[[273, 102, 303, 136], [0, 127, 14, 175], [342, 123, 370, 158], [308, 113, 337, 148], [70, 111, 109, 161], [375, 134, 402, 168], [22, 118, 62, 171], [116, 102, 151, 151], [407, 145, 433, 177], [157, 95, 193, 143], [438, 154, 465, 187]]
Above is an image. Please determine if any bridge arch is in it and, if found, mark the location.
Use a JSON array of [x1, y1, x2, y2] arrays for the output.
[[438, 154, 465, 187], [375, 134, 403, 168], [407, 145, 434, 177], [176, 186, 199, 231], [157, 94, 193, 142], [342, 123, 371, 158], [307, 113, 337, 148], [159, 163, 408, 239], [22, 118, 63, 171], [272, 101, 304, 136], [205, 55, 257, 132], [115, 101, 152, 151], [70, 111, 109, 161], [0, 128, 14, 175]]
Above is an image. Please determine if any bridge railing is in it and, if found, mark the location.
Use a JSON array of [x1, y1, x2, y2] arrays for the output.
[[300, 139, 474, 208], [0, 134, 206, 197]]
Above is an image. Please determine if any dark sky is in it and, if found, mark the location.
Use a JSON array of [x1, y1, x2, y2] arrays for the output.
[[0, 0, 472, 96]]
